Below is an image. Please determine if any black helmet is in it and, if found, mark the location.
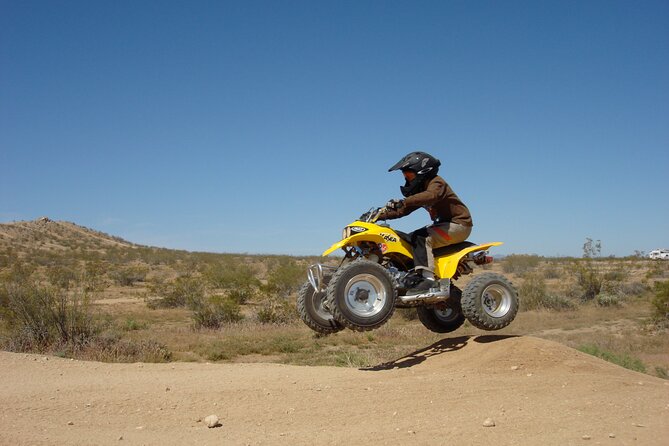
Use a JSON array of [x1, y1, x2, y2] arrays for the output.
[[388, 151, 441, 197]]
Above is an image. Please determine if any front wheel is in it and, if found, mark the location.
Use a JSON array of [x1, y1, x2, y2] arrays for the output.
[[297, 281, 344, 335], [326, 260, 397, 332], [416, 286, 465, 333], [461, 273, 519, 331]]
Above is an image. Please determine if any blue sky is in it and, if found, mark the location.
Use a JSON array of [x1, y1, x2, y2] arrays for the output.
[[1, 0, 668, 257]]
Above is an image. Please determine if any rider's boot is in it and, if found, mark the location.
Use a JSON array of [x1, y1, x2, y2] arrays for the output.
[[406, 270, 436, 295]]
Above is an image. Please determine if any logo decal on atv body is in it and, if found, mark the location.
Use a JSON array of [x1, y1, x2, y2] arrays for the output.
[[380, 232, 398, 243], [349, 226, 367, 233]]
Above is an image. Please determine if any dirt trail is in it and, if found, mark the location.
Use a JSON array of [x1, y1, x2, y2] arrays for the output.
[[1, 336, 667, 446]]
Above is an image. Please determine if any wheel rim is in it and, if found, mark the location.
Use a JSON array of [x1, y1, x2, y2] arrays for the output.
[[481, 284, 512, 317], [311, 291, 332, 320], [343, 273, 388, 318], [434, 304, 457, 322]]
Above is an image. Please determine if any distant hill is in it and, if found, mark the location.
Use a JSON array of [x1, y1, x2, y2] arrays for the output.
[[0, 217, 145, 263]]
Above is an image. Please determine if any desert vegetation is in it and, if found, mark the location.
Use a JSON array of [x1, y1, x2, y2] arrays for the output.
[[0, 219, 667, 379]]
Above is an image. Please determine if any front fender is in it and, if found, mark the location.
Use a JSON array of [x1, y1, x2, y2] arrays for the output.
[[322, 232, 413, 258]]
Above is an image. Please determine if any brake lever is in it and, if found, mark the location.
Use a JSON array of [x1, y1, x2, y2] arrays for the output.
[[369, 207, 387, 223]]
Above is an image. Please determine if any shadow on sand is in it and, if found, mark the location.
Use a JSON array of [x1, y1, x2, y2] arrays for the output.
[[361, 334, 518, 371]]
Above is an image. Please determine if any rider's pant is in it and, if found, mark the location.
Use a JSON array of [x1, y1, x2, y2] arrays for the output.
[[411, 222, 472, 275]]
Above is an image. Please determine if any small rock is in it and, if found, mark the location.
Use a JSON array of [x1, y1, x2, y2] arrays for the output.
[[511, 365, 519, 371], [118, 436, 123, 441], [165, 387, 170, 392], [582, 435, 591, 440], [608, 433, 616, 438], [204, 415, 221, 428], [482, 418, 495, 427], [67, 421, 74, 426], [633, 423, 646, 428]]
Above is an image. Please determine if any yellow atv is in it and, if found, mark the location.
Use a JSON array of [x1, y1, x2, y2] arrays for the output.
[[297, 207, 519, 333]]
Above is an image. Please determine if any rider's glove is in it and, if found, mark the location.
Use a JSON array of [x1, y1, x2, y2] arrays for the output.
[[386, 199, 404, 210]]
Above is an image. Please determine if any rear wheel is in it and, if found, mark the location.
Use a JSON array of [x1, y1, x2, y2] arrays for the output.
[[461, 273, 518, 330], [297, 280, 344, 335], [326, 260, 396, 332], [417, 286, 465, 333]]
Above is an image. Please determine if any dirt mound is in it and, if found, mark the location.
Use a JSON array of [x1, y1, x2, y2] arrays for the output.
[[1, 336, 666, 445]]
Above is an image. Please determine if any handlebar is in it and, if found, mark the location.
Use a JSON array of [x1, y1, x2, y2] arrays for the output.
[[360, 207, 388, 223]]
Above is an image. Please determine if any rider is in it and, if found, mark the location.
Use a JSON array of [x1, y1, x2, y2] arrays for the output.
[[379, 151, 473, 294]]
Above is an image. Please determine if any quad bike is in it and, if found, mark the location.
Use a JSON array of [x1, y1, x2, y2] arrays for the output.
[[297, 207, 519, 334]]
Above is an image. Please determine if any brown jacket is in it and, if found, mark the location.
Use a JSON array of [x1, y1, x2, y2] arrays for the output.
[[381, 175, 473, 226]]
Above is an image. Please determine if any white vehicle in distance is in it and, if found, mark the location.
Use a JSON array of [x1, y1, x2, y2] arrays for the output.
[[649, 249, 669, 260]]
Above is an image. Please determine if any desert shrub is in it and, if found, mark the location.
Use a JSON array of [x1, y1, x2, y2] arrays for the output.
[[146, 275, 206, 309], [651, 281, 669, 323], [519, 273, 547, 311], [46, 266, 78, 290], [79, 332, 172, 363], [577, 344, 646, 373], [227, 287, 255, 305], [81, 261, 106, 292], [603, 269, 627, 282], [203, 260, 260, 290], [264, 259, 305, 295], [109, 265, 148, 286], [501, 254, 541, 275], [543, 266, 563, 279], [203, 260, 259, 306], [646, 262, 669, 279], [519, 273, 576, 311], [595, 293, 622, 307], [570, 261, 604, 301], [615, 281, 648, 297], [190, 296, 244, 329], [256, 296, 297, 324], [0, 276, 98, 351]]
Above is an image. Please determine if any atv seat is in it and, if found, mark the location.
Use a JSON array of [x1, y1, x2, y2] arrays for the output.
[[432, 241, 476, 258]]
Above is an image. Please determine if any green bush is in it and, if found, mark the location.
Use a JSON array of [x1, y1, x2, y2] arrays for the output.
[[519, 273, 576, 311], [543, 266, 563, 279], [0, 274, 97, 351], [227, 287, 255, 305], [190, 296, 244, 329], [146, 275, 207, 309], [652, 281, 669, 322], [256, 296, 297, 324], [614, 281, 648, 297], [501, 254, 541, 275], [203, 260, 260, 290], [595, 293, 622, 307], [264, 259, 305, 295], [571, 261, 604, 301], [110, 265, 148, 286]]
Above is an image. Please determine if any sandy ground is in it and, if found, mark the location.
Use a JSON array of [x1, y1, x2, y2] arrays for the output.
[[1, 336, 667, 446]]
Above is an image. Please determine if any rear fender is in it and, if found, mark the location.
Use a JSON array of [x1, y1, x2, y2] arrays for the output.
[[435, 242, 503, 279]]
